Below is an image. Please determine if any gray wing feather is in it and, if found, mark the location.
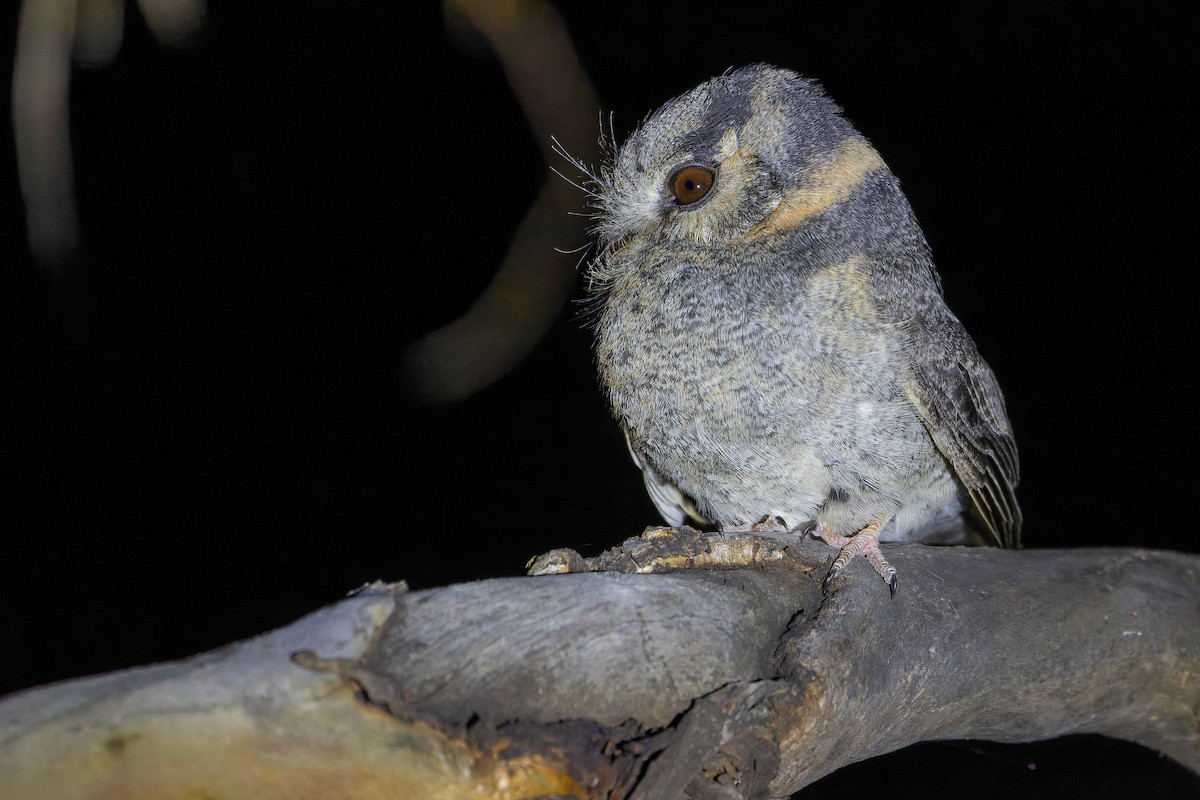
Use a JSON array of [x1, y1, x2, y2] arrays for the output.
[[903, 326, 1022, 548], [624, 432, 710, 528]]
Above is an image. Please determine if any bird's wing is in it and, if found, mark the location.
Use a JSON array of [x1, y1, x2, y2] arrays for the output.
[[625, 432, 710, 528], [901, 321, 1022, 548]]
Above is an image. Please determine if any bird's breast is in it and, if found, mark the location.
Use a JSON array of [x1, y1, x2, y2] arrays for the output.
[[595, 252, 938, 527]]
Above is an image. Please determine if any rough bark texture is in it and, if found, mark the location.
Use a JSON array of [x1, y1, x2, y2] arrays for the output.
[[2, 529, 1198, 799]]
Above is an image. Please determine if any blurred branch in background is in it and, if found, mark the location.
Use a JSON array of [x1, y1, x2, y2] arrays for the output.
[[402, 0, 602, 404], [14, 0, 597, 397], [12, 0, 204, 271]]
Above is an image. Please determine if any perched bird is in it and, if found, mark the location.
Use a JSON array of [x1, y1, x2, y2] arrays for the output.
[[578, 65, 1021, 593]]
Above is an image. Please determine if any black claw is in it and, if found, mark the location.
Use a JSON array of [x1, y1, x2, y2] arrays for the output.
[[888, 574, 898, 598], [802, 522, 818, 538], [823, 565, 841, 590]]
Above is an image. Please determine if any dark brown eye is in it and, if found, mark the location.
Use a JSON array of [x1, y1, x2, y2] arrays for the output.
[[670, 165, 716, 205]]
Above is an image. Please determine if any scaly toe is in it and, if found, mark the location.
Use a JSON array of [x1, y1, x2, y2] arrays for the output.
[[719, 515, 790, 534], [808, 521, 853, 548], [865, 546, 899, 597], [816, 515, 897, 595], [750, 515, 789, 532]]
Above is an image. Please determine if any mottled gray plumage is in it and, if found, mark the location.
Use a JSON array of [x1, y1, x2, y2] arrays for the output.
[[583, 65, 1020, 585]]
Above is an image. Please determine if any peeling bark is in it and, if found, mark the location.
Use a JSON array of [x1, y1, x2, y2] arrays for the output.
[[2, 530, 1198, 799]]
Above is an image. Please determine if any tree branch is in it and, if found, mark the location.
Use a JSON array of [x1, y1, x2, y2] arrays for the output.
[[2, 530, 1198, 799]]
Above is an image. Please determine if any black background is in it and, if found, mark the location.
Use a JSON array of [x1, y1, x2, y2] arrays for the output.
[[2, 2, 1199, 797]]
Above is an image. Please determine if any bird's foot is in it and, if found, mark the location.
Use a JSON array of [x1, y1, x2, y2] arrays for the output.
[[718, 515, 790, 534], [528, 524, 792, 576], [808, 516, 897, 596]]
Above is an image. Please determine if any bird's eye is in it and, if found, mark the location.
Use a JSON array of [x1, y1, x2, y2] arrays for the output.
[[669, 165, 716, 205]]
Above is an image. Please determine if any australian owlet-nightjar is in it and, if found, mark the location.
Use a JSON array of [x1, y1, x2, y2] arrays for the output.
[[581, 65, 1021, 593]]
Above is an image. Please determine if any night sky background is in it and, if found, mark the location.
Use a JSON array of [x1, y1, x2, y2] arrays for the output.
[[2, 2, 1199, 797]]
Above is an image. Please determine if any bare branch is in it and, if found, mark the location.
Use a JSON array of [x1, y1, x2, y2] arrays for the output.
[[12, 0, 204, 268], [1, 534, 1197, 799]]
